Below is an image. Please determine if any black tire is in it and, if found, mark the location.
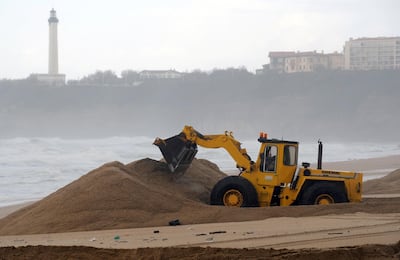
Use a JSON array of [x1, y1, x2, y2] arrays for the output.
[[298, 181, 348, 205], [210, 176, 258, 207]]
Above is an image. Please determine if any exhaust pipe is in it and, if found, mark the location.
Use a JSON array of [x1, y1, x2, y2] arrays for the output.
[[317, 139, 323, 170]]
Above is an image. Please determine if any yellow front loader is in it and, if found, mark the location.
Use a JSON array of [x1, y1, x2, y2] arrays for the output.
[[154, 126, 362, 207]]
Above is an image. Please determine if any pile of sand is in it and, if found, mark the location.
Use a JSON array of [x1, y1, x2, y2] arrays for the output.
[[0, 158, 226, 235], [363, 169, 400, 194]]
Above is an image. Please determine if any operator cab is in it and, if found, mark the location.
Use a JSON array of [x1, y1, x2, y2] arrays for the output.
[[257, 133, 299, 184]]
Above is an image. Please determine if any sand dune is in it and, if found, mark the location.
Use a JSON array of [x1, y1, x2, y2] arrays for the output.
[[364, 169, 400, 194]]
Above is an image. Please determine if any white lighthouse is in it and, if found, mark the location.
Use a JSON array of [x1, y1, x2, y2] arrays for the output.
[[48, 8, 59, 75], [30, 8, 65, 86]]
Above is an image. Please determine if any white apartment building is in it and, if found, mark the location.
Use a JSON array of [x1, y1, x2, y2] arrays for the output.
[[344, 37, 400, 70]]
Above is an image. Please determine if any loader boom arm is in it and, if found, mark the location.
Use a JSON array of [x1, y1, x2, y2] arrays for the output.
[[181, 126, 253, 172], [154, 125, 253, 173]]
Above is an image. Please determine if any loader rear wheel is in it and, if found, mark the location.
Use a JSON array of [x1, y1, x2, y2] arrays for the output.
[[314, 194, 335, 205], [298, 181, 348, 205], [210, 176, 258, 207]]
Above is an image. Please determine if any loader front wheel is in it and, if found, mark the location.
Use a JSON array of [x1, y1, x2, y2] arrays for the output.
[[298, 181, 348, 205], [210, 176, 258, 207], [223, 189, 244, 207]]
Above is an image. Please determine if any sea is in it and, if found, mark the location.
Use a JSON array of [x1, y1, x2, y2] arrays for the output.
[[0, 137, 399, 207]]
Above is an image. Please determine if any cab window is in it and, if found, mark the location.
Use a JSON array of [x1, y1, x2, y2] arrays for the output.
[[283, 145, 297, 166], [260, 145, 277, 172]]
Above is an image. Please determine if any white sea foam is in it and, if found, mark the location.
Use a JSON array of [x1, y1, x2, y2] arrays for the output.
[[0, 137, 399, 207]]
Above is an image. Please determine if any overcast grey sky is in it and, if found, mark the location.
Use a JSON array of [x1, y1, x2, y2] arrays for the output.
[[0, 0, 399, 80]]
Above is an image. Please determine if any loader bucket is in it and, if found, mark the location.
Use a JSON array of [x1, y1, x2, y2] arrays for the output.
[[153, 133, 198, 173]]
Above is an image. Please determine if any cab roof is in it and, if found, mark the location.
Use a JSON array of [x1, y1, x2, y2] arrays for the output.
[[258, 138, 298, 145]]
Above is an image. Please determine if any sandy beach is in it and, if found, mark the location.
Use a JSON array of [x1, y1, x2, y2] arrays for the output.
[[0, 211, 399, 249], [0, 154, 399, 259]]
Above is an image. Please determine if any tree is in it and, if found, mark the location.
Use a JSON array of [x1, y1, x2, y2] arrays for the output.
[[121, 70, 140, 85], [79, 70, 120, 85]]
